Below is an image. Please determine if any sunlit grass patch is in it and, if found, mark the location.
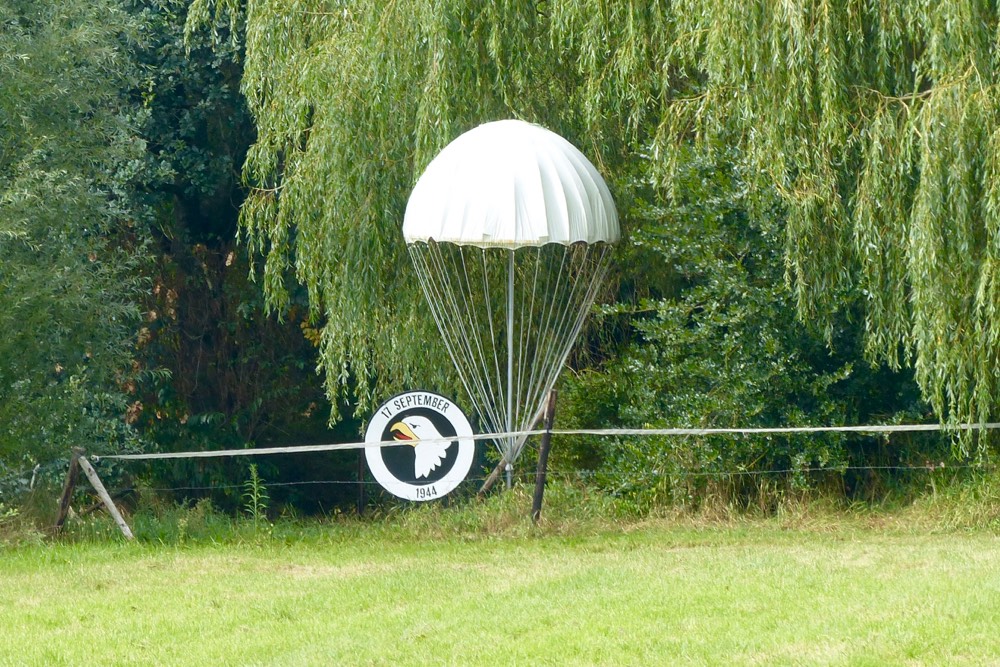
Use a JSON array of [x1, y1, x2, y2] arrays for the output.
[[3, 487, 1000, 666]]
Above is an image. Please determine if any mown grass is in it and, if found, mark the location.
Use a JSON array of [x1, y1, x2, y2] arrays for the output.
[[2, 481, 1000, 666]]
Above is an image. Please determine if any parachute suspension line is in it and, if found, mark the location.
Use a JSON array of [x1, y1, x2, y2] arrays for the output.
[[457, 246, 505, 445], [516, 246, 555, 459], [542, 246, 592, 400], [456, 246, 498, 434], [407, 246, 468, 397], [479, 248, 506, 457], [555, 245, 612, 385], [514, 246, 543, 450], [410, 244, 500, 447], [517, 245, 570, 460], [530, 246, 576, 453], [507, 246, 548, 462], [508, 244, 613, 463], [510, 247, 542, 462], [409, 242, 614, 469], [523, 247, 563, 444], [516, 249, 545, 443]]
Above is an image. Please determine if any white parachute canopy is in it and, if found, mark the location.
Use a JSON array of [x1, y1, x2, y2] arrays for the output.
[[404, 119, 619, 247], [404, 120, 619, 474]]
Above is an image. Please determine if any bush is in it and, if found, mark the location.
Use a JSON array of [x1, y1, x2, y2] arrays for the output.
[[552, 151, 942, 510]]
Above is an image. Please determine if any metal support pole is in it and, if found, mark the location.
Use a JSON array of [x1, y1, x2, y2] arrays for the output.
[[505, 248, 515, 489]]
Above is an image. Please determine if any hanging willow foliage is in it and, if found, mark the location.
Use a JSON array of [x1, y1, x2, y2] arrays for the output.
[[647, 0, 1000, 442], [189, 0, 1000, 443], [185, 0, 646, 417]]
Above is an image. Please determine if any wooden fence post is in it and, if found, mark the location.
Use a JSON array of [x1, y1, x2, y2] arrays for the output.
[[54, 448, 83, 532], [531, 391, 558, 524], [357, 449, 366, 516], [477, 454, 510, 498]]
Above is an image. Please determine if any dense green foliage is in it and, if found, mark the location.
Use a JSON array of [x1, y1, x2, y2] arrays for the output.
[[0, 0, 347, 503], [642, 1, 1000, 449], [0, 0, 146, 477], [119, 0, 362, 509], [127, 0, 276, 449], [5, 1, 1000, 514], [186, 1, 1000, 452], [556, 153, 935, 508], [186, 0, 639, 416]]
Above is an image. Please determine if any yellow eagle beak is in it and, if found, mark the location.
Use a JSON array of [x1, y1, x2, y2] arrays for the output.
[[390, 421, 418, 446]]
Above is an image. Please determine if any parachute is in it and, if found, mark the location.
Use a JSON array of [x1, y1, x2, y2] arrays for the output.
[[404, 120, 619, 482]]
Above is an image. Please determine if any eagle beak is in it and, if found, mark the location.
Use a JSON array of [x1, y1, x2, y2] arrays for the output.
[[390, 421, 418, 446]]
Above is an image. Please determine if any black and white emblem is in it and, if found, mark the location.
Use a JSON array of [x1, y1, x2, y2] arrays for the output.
[[364, 391, 474, 501]]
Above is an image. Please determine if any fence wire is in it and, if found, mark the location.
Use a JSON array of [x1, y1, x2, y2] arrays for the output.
[[92, 421, 1000, 463], [21, 422, 989, 501], [92, 464, 995, 499]]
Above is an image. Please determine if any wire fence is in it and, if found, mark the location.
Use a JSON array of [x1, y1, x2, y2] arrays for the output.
[[91, 421, 1000, 463], [7, 421, 995, 504], [86, 462, 995, 499]]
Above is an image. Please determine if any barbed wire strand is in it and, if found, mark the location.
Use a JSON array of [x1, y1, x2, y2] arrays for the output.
[[112, 464, 994, 496]]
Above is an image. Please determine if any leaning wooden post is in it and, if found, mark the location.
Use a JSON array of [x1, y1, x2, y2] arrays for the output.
[[531, 390, 558, 524], [54, 447, 83, 532], [77, 456, 134, 540], [479, 406, 549, 497], [477, 454, 510, 498]]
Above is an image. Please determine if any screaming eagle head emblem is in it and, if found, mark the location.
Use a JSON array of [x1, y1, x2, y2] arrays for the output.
[[390, 415, 451, 479]]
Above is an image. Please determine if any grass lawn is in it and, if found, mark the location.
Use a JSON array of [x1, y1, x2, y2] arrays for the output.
[[2, 504, 1000, 666]]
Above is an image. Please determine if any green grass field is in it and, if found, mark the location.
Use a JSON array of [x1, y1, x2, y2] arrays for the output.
[[3, 491, 1000, 666]]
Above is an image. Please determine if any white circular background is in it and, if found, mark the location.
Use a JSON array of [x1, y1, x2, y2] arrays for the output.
[[364, 391, 475, 501]]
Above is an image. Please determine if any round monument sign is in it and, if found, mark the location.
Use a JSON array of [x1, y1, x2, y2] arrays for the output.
[[364, 391, 474, 501]]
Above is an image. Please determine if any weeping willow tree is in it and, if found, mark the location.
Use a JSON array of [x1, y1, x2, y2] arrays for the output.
[[189, 0, 1000, 448], [650, 1, 1000, 445], [186, 0, 640, 417]]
